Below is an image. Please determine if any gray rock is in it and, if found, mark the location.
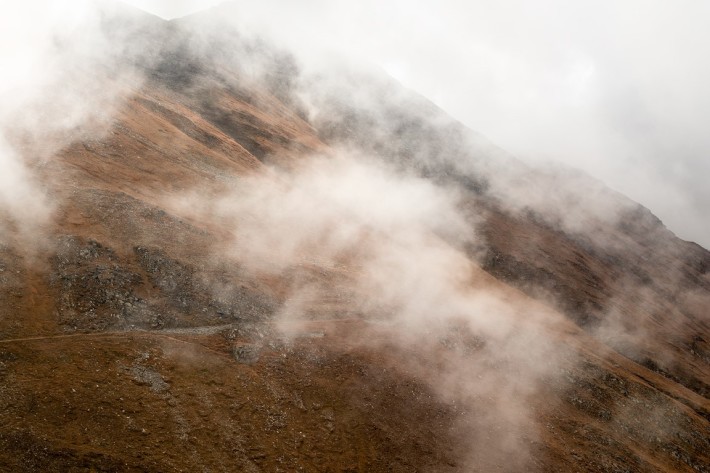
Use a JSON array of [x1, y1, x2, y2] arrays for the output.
[[232, 344, 260, 365]]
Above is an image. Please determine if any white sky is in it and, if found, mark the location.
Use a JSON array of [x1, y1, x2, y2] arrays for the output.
[[55, 1, 710, 246], [120, 0, 222, 18]]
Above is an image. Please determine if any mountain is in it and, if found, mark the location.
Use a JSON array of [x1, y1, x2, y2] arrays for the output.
[[0, 4, 707, 472]]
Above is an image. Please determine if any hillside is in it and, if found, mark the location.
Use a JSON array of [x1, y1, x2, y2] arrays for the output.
[[0, 5, 708, 472]]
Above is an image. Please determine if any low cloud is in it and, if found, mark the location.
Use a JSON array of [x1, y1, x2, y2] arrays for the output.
[[171, 151, 567, 468], [0, 0, 149, 239], [135, 0, 710, 247]]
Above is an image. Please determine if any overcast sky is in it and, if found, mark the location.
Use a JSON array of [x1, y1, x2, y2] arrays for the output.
[[37, 1, 710, 247]]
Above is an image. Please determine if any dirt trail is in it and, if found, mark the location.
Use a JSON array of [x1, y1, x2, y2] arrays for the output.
[[0, 327, 235, 358]]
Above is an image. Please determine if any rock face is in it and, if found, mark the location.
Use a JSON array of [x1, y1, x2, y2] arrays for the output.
[[48, 236, 276, 332], [0, 5, 707, 472]]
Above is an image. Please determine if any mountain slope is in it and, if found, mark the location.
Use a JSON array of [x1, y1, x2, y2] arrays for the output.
[[0, 6, 707, 472]]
